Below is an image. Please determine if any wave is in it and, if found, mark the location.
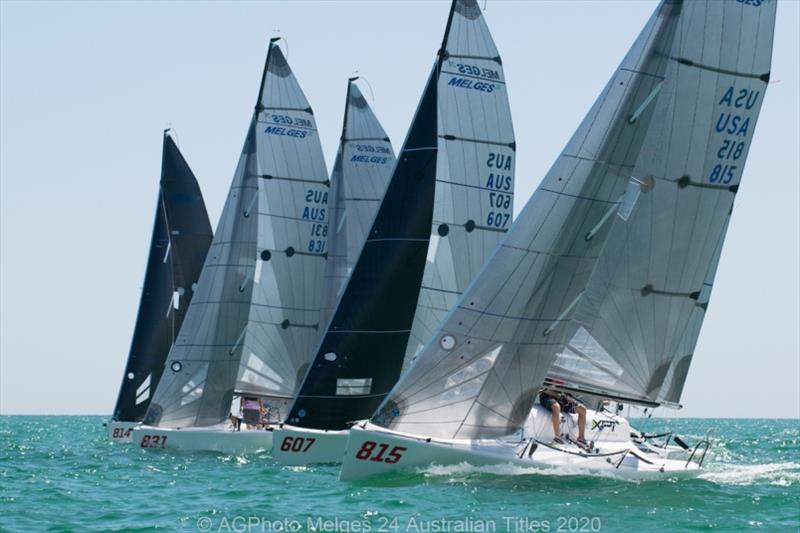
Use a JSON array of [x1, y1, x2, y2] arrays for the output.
[[699, 462, 800, 486]]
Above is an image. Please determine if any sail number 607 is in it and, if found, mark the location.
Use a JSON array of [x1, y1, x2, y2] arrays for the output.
[[354, 441, 407, 463]]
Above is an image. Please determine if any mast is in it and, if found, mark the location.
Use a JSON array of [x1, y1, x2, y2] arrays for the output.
[[112, 131, 213, 422]]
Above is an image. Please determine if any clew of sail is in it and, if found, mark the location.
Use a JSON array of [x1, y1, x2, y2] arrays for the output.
[[547, 0, 776, 407], [113, 131, 213, 422], [320, 79, 395, 331], [371, 0, 684, 440], [285, 0, 514, 431], [144, 40, 329, 428]]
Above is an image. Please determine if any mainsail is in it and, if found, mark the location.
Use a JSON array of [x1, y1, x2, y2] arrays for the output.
[[112, 131, 213, 422], [372, 0, 689, 440], [404, 0, 515, 369], [546, 0, 776, 407], [320, 78, 395, 330], [144, 40, 329, 428], [286, 0, 515, 431]]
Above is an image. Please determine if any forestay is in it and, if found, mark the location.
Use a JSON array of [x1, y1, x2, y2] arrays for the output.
[[547, 0, 776, 407], [113, 131, 213, 422], [286, 0, 514, 431], [372, 0, 685, 440], [320, 79, 395, 330], [144, 41, 329, 428]]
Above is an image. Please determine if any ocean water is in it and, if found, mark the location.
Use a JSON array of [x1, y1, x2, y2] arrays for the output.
[[0, 417, 797, 532]]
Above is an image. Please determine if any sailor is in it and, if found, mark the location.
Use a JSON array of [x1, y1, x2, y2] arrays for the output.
[[539, 388, 587, 446]]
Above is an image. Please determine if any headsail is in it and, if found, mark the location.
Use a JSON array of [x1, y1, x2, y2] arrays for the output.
[[144, 40, 329, 428], [372, 0, 686, 440], [112, 131, 213, 422], [320, 79, 395, 330], [547, 0, 776, 407], [286, 0, 515, 431]]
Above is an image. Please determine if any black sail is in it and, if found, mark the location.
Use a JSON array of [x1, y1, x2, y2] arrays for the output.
[[286, 70, 439, 430], [112, 132, 213, 422]]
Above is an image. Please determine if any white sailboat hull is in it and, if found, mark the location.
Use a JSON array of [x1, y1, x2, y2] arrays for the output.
[[107, 421, 139, 443], [272, 426, 349, 465], [131, 425, 274, 454], [339, 421, 703, 481]]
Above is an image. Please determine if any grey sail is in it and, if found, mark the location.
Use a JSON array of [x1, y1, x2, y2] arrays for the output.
[[372, 0, 685, 440], [320, 79, 395, 330], [546, 0, 776, 407], [144, 40, 329, 428], [404, 0, 515, 369]]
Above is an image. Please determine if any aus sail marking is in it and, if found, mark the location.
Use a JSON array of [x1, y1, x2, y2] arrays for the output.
[[708, 86, 760, 184], [304, 188, 328, 253], [485, 152, 513, 229]]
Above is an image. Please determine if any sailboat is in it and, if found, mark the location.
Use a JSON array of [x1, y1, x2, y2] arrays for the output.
[[340, 0, 776, 480], [108, 130, 213, 443], [274, 0, 516, 465], [132, 39, 330, 454]]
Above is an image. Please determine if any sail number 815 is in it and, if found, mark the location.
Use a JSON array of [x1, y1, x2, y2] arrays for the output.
[[354, 441, 407, 463]]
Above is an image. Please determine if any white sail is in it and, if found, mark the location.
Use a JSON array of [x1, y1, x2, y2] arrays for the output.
[[548, 0, 776, 406], [372, 0, 685, 440], [144, 40, 329, 428], [320, 80, 395, 330], [404, 0, 515, 369]]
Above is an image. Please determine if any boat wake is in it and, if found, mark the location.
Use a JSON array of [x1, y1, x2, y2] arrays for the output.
[[698, 462, 800, 486], [416, 461, 638, 482]]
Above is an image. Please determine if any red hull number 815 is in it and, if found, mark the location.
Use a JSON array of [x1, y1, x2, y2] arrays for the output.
[[354, 441, 406, 463]]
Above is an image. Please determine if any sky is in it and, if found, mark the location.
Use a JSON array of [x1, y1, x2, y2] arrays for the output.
[[1, 0, 798, 418]]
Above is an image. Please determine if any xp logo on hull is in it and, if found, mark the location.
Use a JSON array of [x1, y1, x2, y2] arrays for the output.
[[591, 419, 619, 431]]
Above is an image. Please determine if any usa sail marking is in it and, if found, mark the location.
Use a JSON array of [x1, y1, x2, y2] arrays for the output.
[[708, 86, 759, 184]]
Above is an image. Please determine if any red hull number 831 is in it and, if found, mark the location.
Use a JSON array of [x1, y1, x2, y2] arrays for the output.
[[140, 434, 168, 448], [354, 441, 406, 463]]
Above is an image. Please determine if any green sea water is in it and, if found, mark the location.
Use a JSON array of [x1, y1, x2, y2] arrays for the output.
[[1, 416, 797, 532]]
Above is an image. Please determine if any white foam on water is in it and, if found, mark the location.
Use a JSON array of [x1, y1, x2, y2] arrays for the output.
[[417, 461, 638, 483], [699, 462, 800, 486]]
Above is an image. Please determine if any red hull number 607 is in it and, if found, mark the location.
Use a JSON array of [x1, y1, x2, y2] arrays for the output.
[[354, 441, 406, 463]]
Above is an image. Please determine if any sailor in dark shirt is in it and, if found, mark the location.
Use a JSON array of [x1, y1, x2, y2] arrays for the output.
[[539, 388, 587, 445]]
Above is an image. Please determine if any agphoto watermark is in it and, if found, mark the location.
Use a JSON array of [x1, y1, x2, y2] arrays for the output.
[[194, 514, 602, 532]]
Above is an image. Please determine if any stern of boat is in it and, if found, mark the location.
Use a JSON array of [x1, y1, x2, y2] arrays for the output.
[[273, 425, 349, 465]]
